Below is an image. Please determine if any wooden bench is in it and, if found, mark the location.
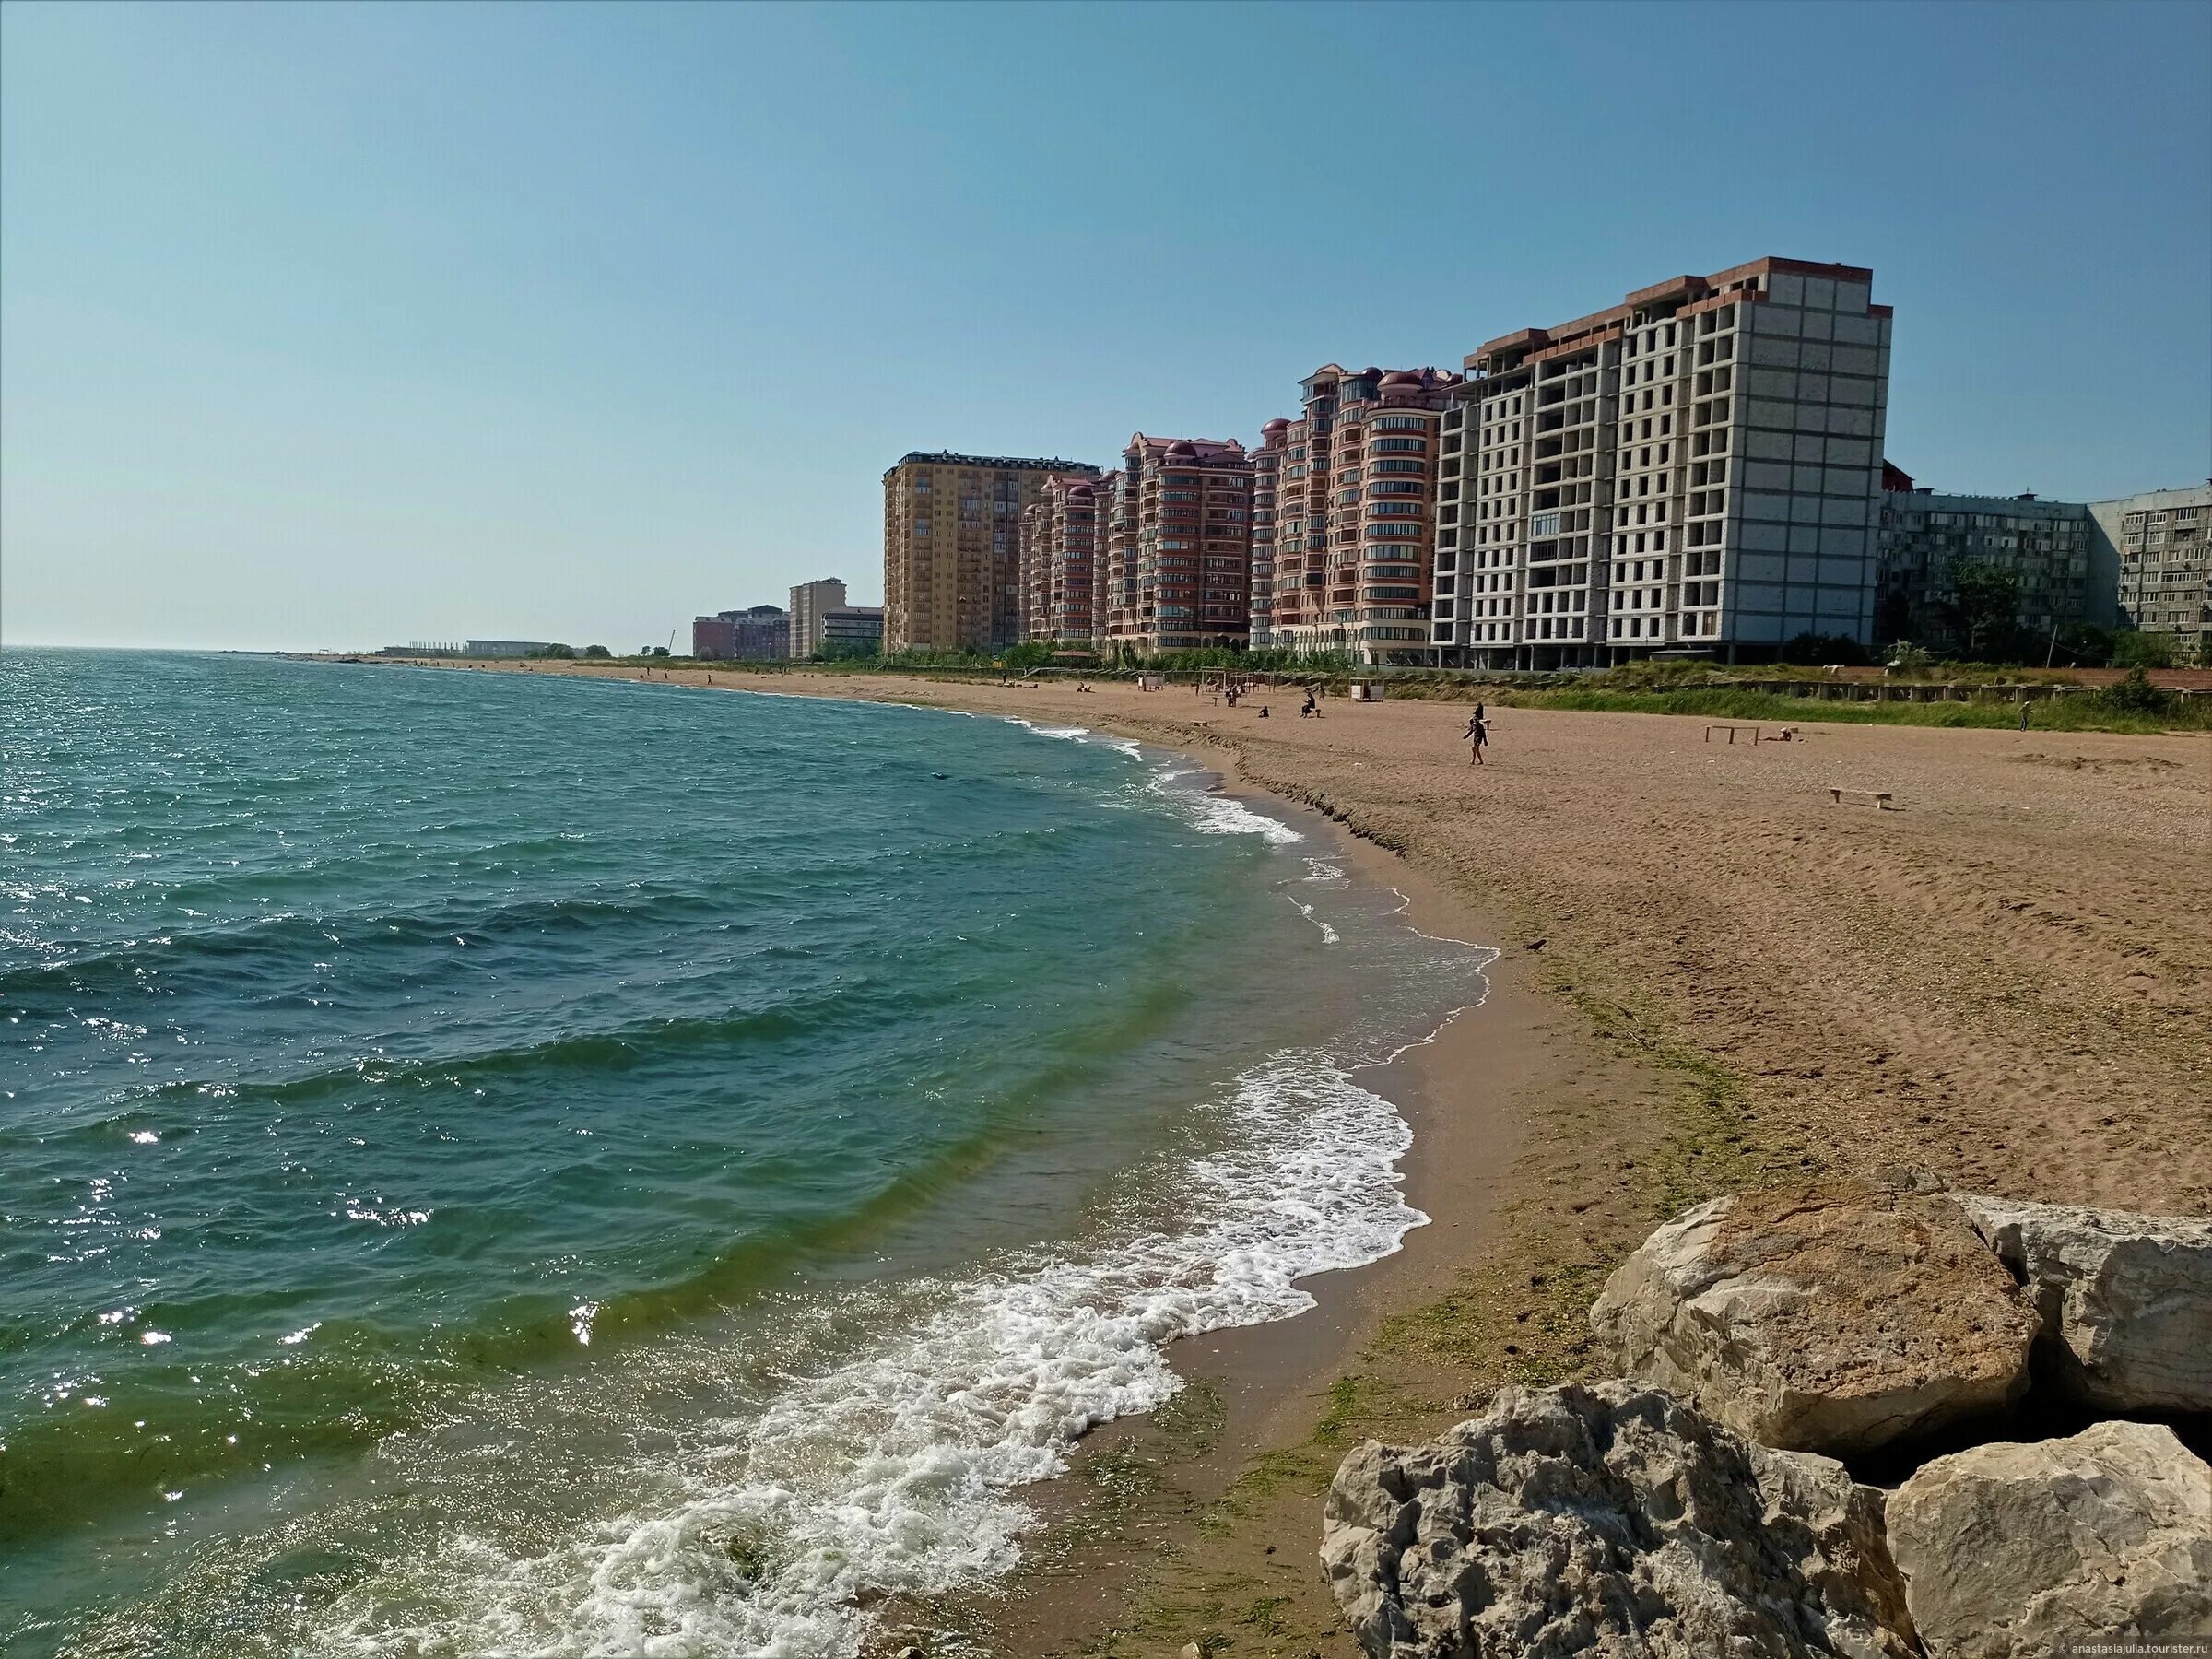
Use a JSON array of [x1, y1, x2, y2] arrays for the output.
[[1829, 786, 1894, 810], [1704, 724, 1758, 744]]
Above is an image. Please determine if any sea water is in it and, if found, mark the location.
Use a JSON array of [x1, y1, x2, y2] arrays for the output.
[[0, 652, 1492, 1657]]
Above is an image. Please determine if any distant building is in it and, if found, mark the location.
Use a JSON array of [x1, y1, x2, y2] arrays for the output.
[[2091, 485, 2211, 660], [882, 452, 1101, 653], [820, 606, 885, 653], [1265, 365, 1461, 664], [788, 578, 849, 658], [465, 639, 558, 658], [692, 606, 789, 660], [1101, 435, 1255, 654], [1876, 492, 2097, 652], [1018, 473, 1110, 645], [1431, 258, 1892, 667]]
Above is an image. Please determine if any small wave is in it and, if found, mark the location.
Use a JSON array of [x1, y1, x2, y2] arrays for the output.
[[295, 1053, 1424, 1657], [1002, 718, 1090, 742]]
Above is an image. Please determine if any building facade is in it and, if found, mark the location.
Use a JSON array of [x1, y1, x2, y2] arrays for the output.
[[1100, 435, 1254, 654], [1431, 258, 1892, 667], [1249, 421, 1288, 648], [820, 606, 885, 653], [882, 452, 1100, 653], [1263, 366, 1461, 664], [464, 639, 557, 658], [1876, 492, 2097, 653], [1018, 473, 1110, 645], [788, 579, 849, 658], [692, 606, 788, 660], [2092, 486, 2211, 662]]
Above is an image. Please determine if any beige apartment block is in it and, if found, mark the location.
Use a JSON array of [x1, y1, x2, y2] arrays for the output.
[[1261, 366, 1461, 664], [2093, 485, 2211, 662], [1100, 435, 1254, 654], [882, 452, 1100, 653], [1432, 258, 1892, 668], [787, 578, 849, 659]]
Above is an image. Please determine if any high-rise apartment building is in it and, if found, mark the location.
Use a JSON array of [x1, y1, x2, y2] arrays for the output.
[[882, 452, 1100, 653], [1876, 492, 2099, 653], [788, 579, 850, 658], [1263, 367, 1461, 664], [1100, 435, 1254, 653], [1018, 473, 1110, 644], [1250, 421, 1288, 648], [2093, 486, 2211, 661], [1431, 259, 1891, 667]]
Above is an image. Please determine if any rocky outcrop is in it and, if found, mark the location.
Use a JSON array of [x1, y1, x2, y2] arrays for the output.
[[1589, 1182, 2038, 1456], [1956, 1194, 2212, 1413], [1320, 1381, 1916, 1659], [1886, 1419, 2212, 1655]]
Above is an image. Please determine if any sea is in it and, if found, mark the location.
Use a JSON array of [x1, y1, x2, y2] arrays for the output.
[[0, 651, 1494, 1658]]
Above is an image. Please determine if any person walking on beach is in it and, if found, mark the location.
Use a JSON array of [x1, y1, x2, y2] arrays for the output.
[[1463, 712, 1488, 765]]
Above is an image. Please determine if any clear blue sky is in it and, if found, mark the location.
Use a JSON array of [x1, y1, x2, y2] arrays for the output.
[[5, 0, 2207, 651]]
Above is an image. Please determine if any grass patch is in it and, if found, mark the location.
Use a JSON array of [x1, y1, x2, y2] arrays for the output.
[[1491, 683, 2208, 734]]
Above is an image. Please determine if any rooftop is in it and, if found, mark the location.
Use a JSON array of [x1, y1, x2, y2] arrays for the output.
[[887, 451, 1102, 478]]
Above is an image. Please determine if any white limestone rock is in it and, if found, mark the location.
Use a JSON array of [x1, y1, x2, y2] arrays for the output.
[[1887, 1418, 2212, 1655], [1956, 1194, 2212, 1413], [1320, 1381, 1917, 1659], [1590, 1183, 2039, 1456]]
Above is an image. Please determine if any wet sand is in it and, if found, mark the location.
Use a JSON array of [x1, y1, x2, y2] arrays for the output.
[[371, 659, 2212, 1656]]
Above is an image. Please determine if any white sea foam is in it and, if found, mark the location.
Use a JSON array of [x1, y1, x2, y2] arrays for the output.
[[1168, 785, 1305, 845], [312, 1051, 1433, 1659]]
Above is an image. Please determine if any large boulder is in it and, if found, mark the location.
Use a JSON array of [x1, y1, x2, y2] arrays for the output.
[[1320, 1381, 1916, 1659], [1887, 1419, 2212, 1655], [1955, 1194, 2212, 1413], [1589, 1182, 2038, 1456]]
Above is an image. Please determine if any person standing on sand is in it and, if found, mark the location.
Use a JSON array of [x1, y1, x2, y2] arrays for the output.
[[1462, 713, 1488, 765]]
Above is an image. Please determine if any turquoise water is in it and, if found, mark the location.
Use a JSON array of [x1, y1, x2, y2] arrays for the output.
[[1, 652, 1492, 1657]]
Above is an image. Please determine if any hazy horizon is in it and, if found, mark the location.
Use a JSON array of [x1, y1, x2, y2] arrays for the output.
[[5, 0, 2208, 652]]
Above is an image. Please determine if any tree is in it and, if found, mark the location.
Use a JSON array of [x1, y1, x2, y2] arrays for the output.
[[581, 644, 612, 659], [1781, 631, 1868, 666], [816, 640, 881, 663], [2051, 623, 2114, 668], [2111, 629, 2177, 669], [997, 641, 1054, 672], [1939, 560, 2022, 661], [529, 643, 575, 659]]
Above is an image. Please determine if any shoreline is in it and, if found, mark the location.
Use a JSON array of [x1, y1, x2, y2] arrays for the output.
[[324, 656, 2212, 1657]]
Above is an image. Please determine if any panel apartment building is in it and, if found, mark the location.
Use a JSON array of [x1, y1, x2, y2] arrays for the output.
[[1261, 366, 1461, 664], [2094, 485, 2211, 662], [1876, 489, 2100, 653], [882, 452, 1100, 653], [1431, 258, 1892, 667], [1018, 472, 1111, 645], [1100, 435, 1254, 654]]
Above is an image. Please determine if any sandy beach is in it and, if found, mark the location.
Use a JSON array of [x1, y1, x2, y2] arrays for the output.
[[391, 658, 2212, 1656]]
